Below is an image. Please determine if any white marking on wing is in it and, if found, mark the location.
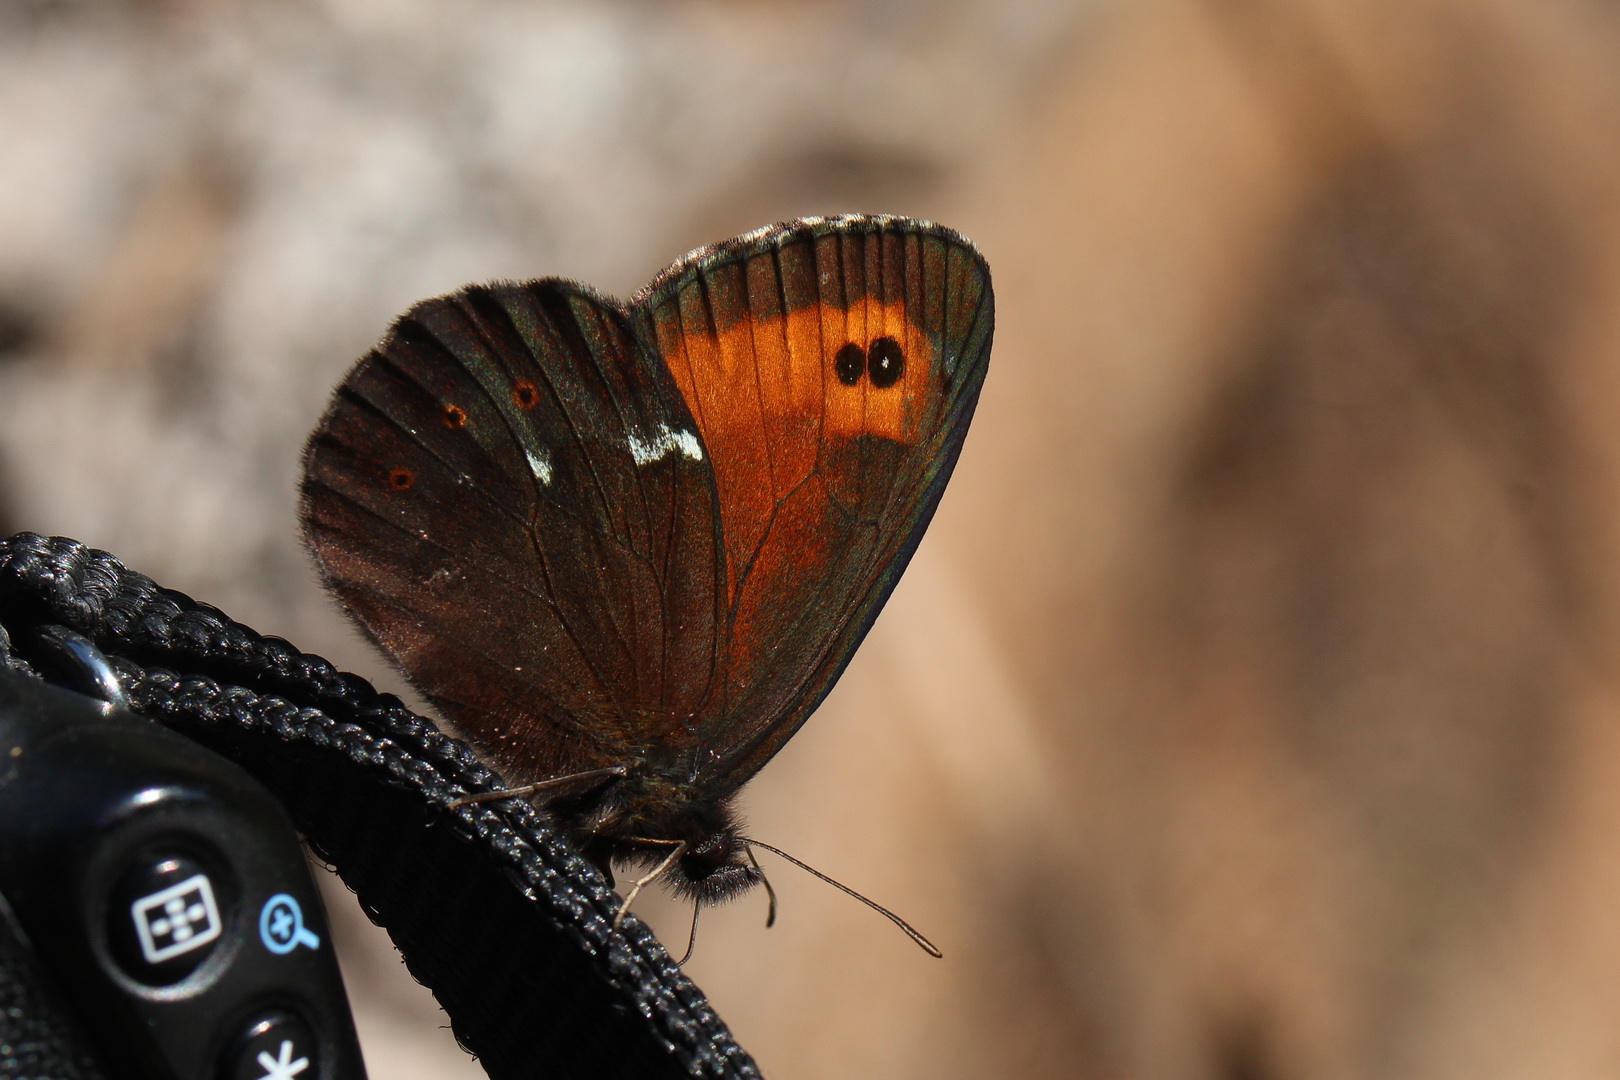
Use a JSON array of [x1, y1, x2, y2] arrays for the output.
[[525, 446, 553, 485], [627, 422, 704, 465]]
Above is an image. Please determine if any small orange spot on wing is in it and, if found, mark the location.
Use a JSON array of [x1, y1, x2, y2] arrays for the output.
[[512, 380, 540, 409], [443, 403, 468, 429]]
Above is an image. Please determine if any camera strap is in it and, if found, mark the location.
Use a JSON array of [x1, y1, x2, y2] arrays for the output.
[[0, 532, 760, 1080]]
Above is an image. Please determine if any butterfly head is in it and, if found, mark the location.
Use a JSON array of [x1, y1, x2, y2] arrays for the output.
[[669, 830, 763, 905], [580, 777, 762, 905]]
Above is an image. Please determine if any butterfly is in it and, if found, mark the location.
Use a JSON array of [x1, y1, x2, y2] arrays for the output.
[[300, 215, 993, 934]]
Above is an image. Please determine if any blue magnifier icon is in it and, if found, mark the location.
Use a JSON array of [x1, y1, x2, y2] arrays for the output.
[[259, 894, 321, 955]]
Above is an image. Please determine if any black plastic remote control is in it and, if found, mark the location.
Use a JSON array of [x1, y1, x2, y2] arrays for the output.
[[0, 651, 367, 1080]]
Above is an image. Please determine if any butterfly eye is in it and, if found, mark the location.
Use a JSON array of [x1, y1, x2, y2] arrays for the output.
[[834, 342, 865, 386], [387, 467, 414, 491], [867, 336, 905, 389], [443, 403, 469, 429], [512, 380, 540, 409]]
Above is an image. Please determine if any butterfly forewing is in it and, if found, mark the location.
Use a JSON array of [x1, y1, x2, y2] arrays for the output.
[[635, 217, 993, 792]]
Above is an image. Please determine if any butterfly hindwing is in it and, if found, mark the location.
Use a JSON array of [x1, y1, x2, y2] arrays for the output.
[[301, 280, 725, 782]]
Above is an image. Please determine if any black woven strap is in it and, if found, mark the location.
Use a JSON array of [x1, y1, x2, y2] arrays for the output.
[[0, 532, 759, 1080]]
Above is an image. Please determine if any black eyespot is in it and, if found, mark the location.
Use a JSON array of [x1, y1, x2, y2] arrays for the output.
[[834, 342, 865, 386], [867, 336, 905, 388]]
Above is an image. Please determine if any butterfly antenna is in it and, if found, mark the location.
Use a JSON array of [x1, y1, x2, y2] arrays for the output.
[[745, 845, 779, 928], [612, 840, 687, 930], [448, 766, 627, 808], [741, 838, 942, 958], [676, 902, 701, 967]]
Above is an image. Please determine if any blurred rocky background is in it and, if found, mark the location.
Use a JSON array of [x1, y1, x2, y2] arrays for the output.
[[9, 0, 1620, 1077]]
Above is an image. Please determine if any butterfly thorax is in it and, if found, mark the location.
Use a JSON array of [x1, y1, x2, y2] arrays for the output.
[[563, 771, 763, 905]]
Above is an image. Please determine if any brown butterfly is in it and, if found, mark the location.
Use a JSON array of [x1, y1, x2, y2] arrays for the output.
[[300, 216, 992, 943]]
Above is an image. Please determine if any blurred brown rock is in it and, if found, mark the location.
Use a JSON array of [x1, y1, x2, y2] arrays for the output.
[[811, 0, 1620, 1076]]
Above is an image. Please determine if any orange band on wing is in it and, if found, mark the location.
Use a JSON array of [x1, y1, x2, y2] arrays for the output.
[[653, 286, 943, 609], [659, 297, 937, 460]]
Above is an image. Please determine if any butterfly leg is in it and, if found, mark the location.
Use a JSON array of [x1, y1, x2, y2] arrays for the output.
[[446, 765, 628, 808], [745, 845, 778, 928], [675, 902, 701, 967], [612, 840, 688, 930]]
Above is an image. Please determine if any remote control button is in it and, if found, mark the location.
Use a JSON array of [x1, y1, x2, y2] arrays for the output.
[[109, 849, 230, 985], [222, 1011, 319, 1080]]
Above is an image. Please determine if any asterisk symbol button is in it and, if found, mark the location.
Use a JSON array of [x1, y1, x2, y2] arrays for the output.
[[256, 1039, 309, 1080]]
